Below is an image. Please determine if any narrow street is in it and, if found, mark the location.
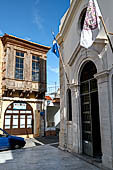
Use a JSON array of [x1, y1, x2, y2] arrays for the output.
[[0, 139, 102, 170]]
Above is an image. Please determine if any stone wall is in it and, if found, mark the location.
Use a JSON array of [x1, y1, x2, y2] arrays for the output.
[[58, 0, 113, 169]]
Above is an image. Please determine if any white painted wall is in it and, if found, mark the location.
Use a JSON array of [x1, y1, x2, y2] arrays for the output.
[[54, 109, 60, 127], [58, 0, 113, 169], [59, 0, 113, 68]]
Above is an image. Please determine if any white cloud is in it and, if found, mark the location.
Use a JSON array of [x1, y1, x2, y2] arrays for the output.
[[48, 66, 59, 74], [33, 0, 43, 30], [25, 37, 31, 41], [0, 30, 3, 35], [33, 12, 43, 30]]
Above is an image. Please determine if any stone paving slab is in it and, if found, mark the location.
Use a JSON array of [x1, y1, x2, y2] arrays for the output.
[[0, 145, 102, 170], [24, 136, 59, 148], [34, 135, 59, 144], [24, 138, 36, 148]]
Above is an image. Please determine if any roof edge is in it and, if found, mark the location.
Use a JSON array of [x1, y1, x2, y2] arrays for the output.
[[2, 33, 51, 52]]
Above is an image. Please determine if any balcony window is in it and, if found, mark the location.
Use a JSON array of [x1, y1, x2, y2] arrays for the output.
[[16, 51, 24, 57], [32, 55, 40, 82], [15, 51, 24, 80]]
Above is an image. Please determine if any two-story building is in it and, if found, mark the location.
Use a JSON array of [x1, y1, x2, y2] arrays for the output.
[[0, 34, 50, 137], [57, 0, 113, 169]]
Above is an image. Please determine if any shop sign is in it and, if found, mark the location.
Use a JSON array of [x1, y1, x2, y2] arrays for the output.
[[13, 103, 26, 110]]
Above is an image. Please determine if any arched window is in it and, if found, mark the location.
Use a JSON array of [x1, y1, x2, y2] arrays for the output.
[[67, 88, 72, 121], [79, 8, 87, 31]]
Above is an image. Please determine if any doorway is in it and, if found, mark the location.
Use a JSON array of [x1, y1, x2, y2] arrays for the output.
[[4, 102, 33, 135], [80, 61, 102, 157]]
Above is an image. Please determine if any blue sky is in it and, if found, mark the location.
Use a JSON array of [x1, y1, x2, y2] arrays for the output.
[[0, 0, 70, 91]]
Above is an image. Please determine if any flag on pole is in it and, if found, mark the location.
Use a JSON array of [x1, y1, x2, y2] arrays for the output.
[[51, 32, 70, 84], [51, 32, 60, 58], [80, 0, 102, 48]]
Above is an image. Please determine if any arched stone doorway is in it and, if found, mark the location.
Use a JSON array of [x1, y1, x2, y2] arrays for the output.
[[4, 101, 33, 135], [80, 61, 102, 157]]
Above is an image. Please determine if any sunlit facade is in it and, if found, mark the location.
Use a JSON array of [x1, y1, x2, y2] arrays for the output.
[[0, 34, 50, 137]]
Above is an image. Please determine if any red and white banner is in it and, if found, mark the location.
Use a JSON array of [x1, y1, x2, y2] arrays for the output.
[[80, 0, 102, 48]]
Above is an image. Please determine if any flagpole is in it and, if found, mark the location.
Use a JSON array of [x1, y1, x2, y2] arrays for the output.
[[99, 16, 113, 53], [108, 32, 113, 36], [59, 50, 70, 85]]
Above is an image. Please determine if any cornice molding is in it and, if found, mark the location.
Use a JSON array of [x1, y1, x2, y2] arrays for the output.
[[1, 97, 44, 102], [70, 83, 80, 89], [94, 70, 109, 79], [68, 38, 108, 66], [1, 34, 50, 54]]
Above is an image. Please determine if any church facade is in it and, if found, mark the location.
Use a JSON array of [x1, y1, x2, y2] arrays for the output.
[[57, 0, 113, 169]]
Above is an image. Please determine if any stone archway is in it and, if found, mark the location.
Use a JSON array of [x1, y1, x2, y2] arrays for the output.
[[80, 61, 102, 157], [4, 101, 33, 135]]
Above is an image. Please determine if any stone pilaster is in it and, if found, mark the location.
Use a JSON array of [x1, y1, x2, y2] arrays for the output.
[[95, 71, 113, 169], [70, 83, 81, 153], [59, 44, 68, 150], [59, 92, 67, 149]]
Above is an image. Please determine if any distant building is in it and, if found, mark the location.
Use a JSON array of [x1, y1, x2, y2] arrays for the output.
[[0, 34, 50, 137], [57, 0, 113, 169], [45, 88, 60, 136]]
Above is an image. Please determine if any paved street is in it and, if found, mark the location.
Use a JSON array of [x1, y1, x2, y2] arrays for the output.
[[0, 142, 102, 170]]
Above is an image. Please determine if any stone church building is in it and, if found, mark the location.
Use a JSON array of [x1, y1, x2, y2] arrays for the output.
[[57, 0, 113, 169], [0, 34, 50, 137]]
